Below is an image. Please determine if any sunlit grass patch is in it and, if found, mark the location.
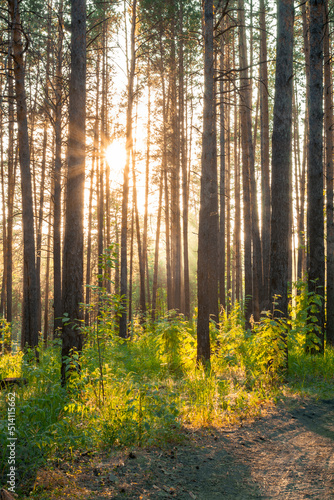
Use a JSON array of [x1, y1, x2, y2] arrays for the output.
[[288, 345, 334, 399]]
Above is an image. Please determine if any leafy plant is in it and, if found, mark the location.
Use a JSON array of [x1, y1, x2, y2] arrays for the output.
[[289, 278, 323, 352]]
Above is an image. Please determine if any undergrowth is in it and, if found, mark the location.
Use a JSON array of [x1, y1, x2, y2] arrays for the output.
[[0, 279, 333, 496]]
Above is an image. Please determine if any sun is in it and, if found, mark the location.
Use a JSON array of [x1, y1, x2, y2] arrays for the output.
[[105, 141, 127, 184]]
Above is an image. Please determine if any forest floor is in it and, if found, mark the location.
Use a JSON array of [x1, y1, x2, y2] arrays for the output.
[[26, 395, 334, 500]]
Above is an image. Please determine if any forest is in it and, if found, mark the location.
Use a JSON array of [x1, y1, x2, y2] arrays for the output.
[[0, 0, 334, 498]]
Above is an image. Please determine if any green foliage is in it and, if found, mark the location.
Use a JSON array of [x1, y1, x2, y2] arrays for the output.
[[155, 312, 196, 376], [0, 278, 333, 497], [215, 301, 287, 389], [289, 279, 324, 352], [0, 319, 12, 353]]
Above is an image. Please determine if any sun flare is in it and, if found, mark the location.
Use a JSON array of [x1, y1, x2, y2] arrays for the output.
[[105, 141, 127, 184]]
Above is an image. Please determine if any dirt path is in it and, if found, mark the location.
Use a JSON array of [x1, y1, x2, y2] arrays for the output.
[[31, 398, 334, 499]]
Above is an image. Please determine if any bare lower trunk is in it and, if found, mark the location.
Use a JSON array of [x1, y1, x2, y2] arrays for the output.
[[307, 0, 325, 352], [9, 0, 39, 349], [270, 0, 294, 357], [119, 0, 136, 338], [61, 0, 86, 383], [197, 0, 218, 364]]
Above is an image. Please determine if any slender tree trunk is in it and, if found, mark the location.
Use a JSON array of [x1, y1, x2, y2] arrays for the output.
[[234, 87, 241, 302], [143, 59, 151, 311], [36, 1, 51, 334], [9, 0, 39, 349], [170, 20, 182, 313], [97, 157, 104, 290], [307, 0, 325, 352], [325, 0, 334, 346], [152, 173, 163, 321], [54, 0, 63, 335], [0, 89, 7, 319], [239, 0, 262, 321], [61, 0, 86, 383], [7, 55, 14, 328], [179, 3, 190, 318], [85, 161, 95, 326], [219, 30, 225, 310], [259, 0, 270, 304], [160, 58, 172, 312], [299, 1, 310, 281], [225, 72, 231, 310], [197, 0, 218, 364], [238, 0, 253, 322], [120, 0, 136, 338], [132, 147, 146, 317], [43, 196, 52, 343], [128, 203, 134, 333]]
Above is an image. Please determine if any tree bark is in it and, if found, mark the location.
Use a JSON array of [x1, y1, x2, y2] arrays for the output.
[[307, 0, 325, 352], [197, 0, 218, 364], [152, 173, 163, 321], [270, 0, 294, 334], [53, 0, 63, 335], [219, 29, 225, 310], [259, 0, 270, 304], [9, 0, 39, 349], [179, 2, 190, 318], [120, 0, 136, 338], [61, 0, 86, 382], [325, 0, 334, 346], [6, 55, 14, 328]]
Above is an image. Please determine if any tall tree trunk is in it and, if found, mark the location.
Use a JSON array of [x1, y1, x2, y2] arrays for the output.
[[119, 0, 136, 338], [143, 58, 151, 311], [225, 70, 231, 310], [170, 18, 182, 313], [36, 1, 51, 334], [234, 87, 241, 303], [179, 2, 190, 318], [219, 30, 225, 310], [9, 0, 39, 349], [61, 0, 86, 382], [270, 0, 294, 355], [238, 0, 253, 322], [53, 0, 63, 335], [128, 203, 134, 333], [325, 0, 334, 347], [298, 1, 310, 281], [239, 0, 262, 321], [307, 0, 325, 352], [6, 55, 14, 328], [85, 160, 95, 326], [132, 147, 146, 317], [197, 0, 218, 364], [259, 0, 270, 303], [152, 173, 163, 321], [0, 91, 7, 319], [159, 55, 172, 312], [43, 195, 52, 343]]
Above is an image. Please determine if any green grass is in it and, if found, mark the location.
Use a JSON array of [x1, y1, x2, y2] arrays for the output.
[[1, 305, 333, 497]]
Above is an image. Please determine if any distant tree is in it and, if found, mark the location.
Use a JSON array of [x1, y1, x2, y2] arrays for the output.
[[53, 0, 64, 335], [8, 0, 39, 349], [259, 0, 270, 304], [61, 0, 86, 383], [120, 0, 136, 338]]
